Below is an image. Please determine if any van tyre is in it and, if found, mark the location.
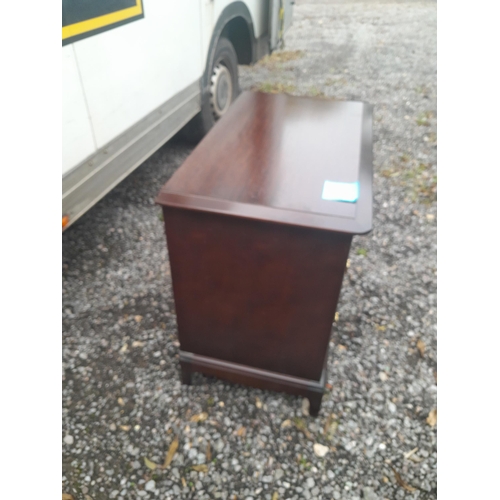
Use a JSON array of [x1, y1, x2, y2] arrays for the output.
[[182, 37, 239, 143]]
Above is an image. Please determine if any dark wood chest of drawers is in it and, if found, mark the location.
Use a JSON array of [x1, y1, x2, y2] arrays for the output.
[[156, 91, 373, 415]]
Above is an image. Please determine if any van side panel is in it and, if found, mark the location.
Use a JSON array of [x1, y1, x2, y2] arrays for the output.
[[73, 0, 203, 149], [62, 45, 96, 175]]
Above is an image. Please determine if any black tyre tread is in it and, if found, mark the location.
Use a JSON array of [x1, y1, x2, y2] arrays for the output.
[[181, 37, 239, 144]]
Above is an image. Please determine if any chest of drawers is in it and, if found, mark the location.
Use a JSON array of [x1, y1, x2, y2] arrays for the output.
[[156, 91, 373, 415]]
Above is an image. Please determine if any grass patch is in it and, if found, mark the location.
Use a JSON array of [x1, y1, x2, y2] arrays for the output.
[[325, 76, 348, 86], [381, 156, 437, 204], [257, 50, 304, 69], [308, 86, 325, 97], [356, 248, 368, 257], [254, 82, 296, 94]]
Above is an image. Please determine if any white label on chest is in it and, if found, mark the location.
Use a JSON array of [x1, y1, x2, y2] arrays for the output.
[[322, 181, 359, 203]]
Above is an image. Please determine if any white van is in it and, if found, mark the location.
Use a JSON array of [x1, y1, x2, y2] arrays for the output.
[[62, 0, 294, 230]]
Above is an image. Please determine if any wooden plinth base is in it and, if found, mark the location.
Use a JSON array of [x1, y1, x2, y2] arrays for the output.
[[179, 350, 325, 416]]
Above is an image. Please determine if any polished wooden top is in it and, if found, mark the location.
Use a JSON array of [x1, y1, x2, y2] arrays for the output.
[[157, 91, 372, 234]]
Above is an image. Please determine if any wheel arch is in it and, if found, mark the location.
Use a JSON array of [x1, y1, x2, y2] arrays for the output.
[[202, 2, 257, 93], [220, 15, 253, 66]]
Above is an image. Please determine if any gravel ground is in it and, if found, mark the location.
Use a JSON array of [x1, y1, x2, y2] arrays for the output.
[[62, 1, 437, 499]]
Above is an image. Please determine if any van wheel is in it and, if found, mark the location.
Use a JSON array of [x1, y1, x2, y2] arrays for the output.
[[182, 37, 239, 143]]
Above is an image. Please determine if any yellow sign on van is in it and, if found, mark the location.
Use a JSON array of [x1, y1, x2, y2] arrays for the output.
[[62, 0, 144, 45]]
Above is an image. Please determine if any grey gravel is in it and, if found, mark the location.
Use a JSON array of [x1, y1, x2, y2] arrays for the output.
[[363, 486, 380, 500], [62, 1, 436, 499], [306, 477, 315, 489]]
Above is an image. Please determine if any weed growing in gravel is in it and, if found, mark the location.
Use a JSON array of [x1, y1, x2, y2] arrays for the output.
[[416, 111, 434, 126], [415, 85, 430, 96], [424, 132, 437, 144], [297, 455, 311, 470]]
